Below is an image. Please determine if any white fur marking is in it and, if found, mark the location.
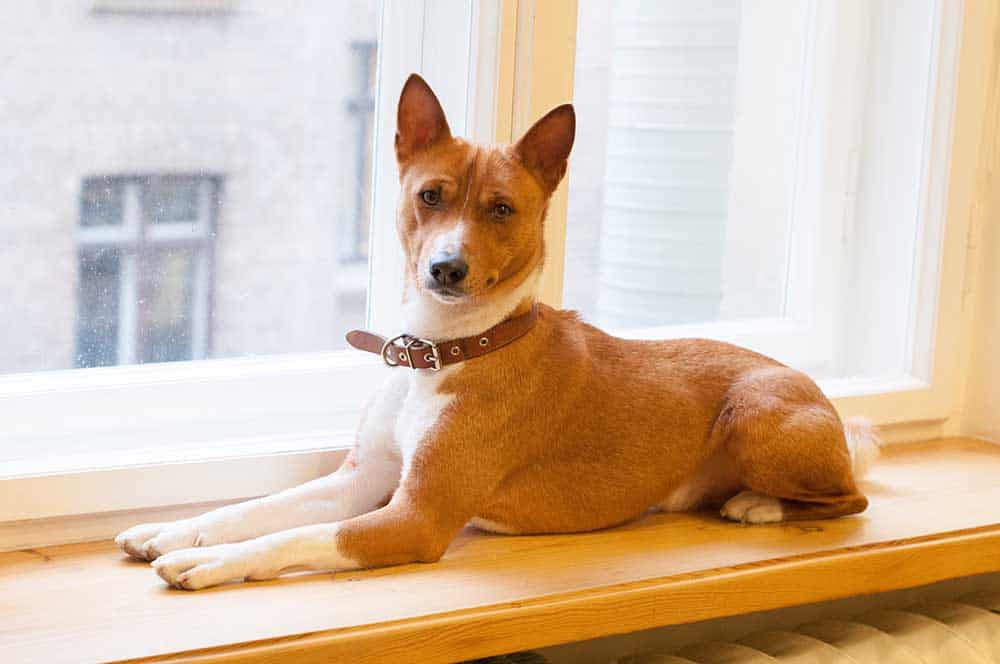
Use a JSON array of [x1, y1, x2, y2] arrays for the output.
[[401, 266, 542, 341], [394, 366, 459, 477], [720, 491, 784, 524], [393, 265, 539, 478], [469, 517, 521, 535], [430, 223, 467, 257], [658, 480, 706, 512], [655, 453, 740, 514], [152, 523, 361, 590], [843, 416, 882, 478]]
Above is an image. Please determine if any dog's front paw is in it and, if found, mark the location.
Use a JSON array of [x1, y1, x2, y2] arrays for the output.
[[115, 520, 207, 561], [152, 543, 272, 590], [721, 491, 784, 524]]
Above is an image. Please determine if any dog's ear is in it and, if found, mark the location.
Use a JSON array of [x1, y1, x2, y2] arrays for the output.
[[396, 74, 452, 164], [513, 104, 576, 192]]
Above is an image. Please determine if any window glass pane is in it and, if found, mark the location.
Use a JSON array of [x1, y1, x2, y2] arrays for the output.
[[565, 0, 795, 330], [565, 0, 949, 385], [140, 249, 196, 363], [1, 1, 379, 375], [143, 175, 202, 225], [80, 177, 125, 227], [76, 249, 122, 368]]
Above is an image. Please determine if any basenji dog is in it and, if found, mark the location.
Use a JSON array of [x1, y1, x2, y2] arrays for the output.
[[117, 74, 879, 590]]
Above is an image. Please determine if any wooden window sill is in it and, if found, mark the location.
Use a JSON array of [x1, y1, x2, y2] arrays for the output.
[[3, 437, 1000, 663]]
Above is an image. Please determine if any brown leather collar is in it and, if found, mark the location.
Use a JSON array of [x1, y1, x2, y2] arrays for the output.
[[345, 306, 539, 371]]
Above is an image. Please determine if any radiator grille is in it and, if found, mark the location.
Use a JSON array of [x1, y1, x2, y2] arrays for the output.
[[620, 592, 1000, 663]]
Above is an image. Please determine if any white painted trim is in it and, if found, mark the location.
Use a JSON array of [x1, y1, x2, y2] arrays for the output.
[[0, 499, 240, 554], [493, 0, 519, 144], [367, 0, 490, 334], [835, 0, 964, 423], [907, 0, 964, 384], [0, 349, 379, 396], [945, 0, 998, 439], [2, 428, 353, 479], [0, 445, 349, 523], [365, 0, 425, 335], [508, 0, 578, 307], [0, 352, 384, 480], [612, 317, 825, 373], [469, 0, 504, 141]]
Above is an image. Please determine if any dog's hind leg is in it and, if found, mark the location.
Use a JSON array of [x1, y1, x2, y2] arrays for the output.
[[714, 366, 870, 524]]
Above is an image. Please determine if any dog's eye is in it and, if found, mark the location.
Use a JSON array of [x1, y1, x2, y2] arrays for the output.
[[420, 189, 441, 206], [492, 203, 512, 220]]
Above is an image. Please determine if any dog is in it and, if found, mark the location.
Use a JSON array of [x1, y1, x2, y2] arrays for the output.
[[116, 74, 878, 590]]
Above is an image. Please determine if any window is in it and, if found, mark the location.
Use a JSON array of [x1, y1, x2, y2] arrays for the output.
[[3, 4, 381, 379], [565, 0, 960, 389], [76, 175, 219, 368], [0, 0, 975, 548], [0, 0, 502, 534]]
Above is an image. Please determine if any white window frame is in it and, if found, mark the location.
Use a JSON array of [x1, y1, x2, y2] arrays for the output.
[[599, 0, 963, 409], [0, 0, 979, 551]]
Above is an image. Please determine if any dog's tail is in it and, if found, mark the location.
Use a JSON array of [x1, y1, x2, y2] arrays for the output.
[[843, 416, 882, 478]]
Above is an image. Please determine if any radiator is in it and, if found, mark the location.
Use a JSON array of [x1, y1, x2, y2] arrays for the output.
[[619, 592, 1000, 664]]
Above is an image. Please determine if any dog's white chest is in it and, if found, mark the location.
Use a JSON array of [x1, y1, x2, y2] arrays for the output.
[[392, 366, 459, 476]]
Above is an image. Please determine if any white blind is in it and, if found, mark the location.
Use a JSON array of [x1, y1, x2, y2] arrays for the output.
[[567, 0, 742, 328]]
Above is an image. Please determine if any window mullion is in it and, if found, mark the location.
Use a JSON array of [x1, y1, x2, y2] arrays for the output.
[[507, 0, 578, 308], [119, 182, 144, 365], [366, 0, 485, 333]]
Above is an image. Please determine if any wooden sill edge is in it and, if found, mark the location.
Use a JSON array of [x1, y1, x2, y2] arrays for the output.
[[122, 525, 1000, 664]]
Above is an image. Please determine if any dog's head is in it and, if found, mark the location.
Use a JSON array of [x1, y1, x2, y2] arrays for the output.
[[394, 74, 574, 309]]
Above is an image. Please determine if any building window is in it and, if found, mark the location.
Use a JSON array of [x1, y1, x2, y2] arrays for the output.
[[75, 174, 219, 368]]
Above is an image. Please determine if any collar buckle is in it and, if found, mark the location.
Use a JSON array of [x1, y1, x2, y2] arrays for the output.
[[380, 335, 442, 371]]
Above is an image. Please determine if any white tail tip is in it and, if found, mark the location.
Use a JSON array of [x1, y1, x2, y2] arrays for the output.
[[844, 416, 882, 478]]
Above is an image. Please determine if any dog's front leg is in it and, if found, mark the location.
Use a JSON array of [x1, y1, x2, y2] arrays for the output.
[[152, 491, 468, 590], [117, 377, 409, 561], [116, 447, 401, 561]]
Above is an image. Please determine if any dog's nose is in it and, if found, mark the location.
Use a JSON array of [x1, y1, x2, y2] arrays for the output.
[[429, 253, 468, 286]]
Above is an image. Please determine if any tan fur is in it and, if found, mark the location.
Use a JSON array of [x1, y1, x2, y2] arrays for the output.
[[336, 75, 872, 567], [120, 75, 876, 589]]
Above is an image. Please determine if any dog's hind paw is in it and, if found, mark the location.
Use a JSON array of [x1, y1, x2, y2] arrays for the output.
[[721, 491, 784, 524]]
